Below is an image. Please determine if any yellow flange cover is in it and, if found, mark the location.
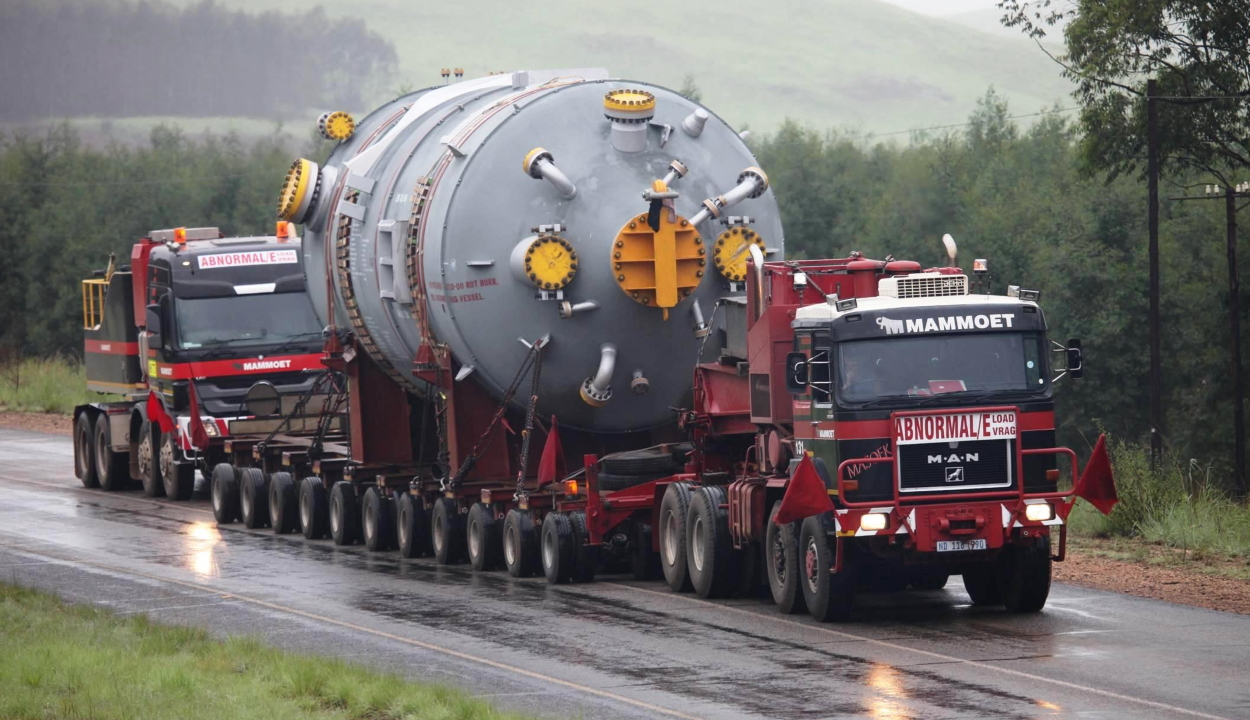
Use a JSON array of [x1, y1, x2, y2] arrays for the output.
[[603, 90, 656, 112], [277, 158, 313, 221], [319, 111, 356, 141], [713, 227, 766, 282], [611, 212, 703, 318], [525, 235, 578, 290]]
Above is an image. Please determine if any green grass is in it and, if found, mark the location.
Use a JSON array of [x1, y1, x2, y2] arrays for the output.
[[0, 582, 529, 720], [0, 357, 121, 414]]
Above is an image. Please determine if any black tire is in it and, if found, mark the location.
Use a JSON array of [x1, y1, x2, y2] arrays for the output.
[[74, 413, 99, 488], [602, 448, 681, 476], [631, 521, 659, 581], [503, 509, 539, 578], [240, 468, 269, 529], [329, 481, 359, 545], [431, 497, 464, 565], [466, 502, 501, 571], [210, 463, 240, 524], [362, 486, 395, 551], [658, 482, 694, 592], [800, 515, 854, 622], [598, 472, 669, 491], [962, 562, 1002, 606], [159, 431, 194, 501], [137, 419, 164, 497], [670, 442, 694, 466], [300, 477, 329, 539], [766, 501, 807, 614], [396, 493, 427, 557], [93, 415, 128, 491], [542, 512, 576, 584], [687, 485, 736, 599], [568, 511, 597, 583], [268, 471, 298, 534], [1000, 537, 1052, 613]]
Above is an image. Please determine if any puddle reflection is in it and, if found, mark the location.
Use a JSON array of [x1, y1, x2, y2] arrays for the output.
[[865, 662, 910, 720], [182, 521, 222, 577]]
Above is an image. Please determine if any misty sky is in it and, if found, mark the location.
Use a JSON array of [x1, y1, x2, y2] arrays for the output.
[[881, 0, 998, 15]]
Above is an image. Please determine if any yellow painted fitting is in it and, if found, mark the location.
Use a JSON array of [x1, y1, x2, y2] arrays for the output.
[[580, 383, 609, 407], [524, 234, 578, 289], [318, 111, 356, 141], [603, 90, 656, 112], [713, 227, 766, 282], [652, 179, 668, 193], [522, 147, 548, 176], [277, 158, 314, 221], [611, 211, 702, 313]]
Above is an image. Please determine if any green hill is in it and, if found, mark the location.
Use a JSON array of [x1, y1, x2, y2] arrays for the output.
[[133, 0, 1076, 133]]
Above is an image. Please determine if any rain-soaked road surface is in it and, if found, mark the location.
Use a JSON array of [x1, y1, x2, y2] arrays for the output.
[[1, 428, 1248, 720]]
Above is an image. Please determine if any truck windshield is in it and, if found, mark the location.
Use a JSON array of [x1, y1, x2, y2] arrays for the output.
[[836, 332, 1047, 405], [175, 292, 322, 350]]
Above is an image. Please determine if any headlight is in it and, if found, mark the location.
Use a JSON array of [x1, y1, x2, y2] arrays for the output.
[[860, 513, 888, 531], [1024, 503, 1053, 522]]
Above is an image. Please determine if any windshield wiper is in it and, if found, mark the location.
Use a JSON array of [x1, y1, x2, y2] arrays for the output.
[[265, 331, 324, 357]]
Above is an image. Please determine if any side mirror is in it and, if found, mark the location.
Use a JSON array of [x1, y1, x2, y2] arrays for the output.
[[144, 304, 163, 349], [1066, 338, 1083, 379], [785, 352, 809, 393]]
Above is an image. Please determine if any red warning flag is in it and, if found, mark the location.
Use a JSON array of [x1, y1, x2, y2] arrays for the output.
[[1074, 434, 1117, 515], [774, 454, 835, 525], [146, 391, 175, 434], [187, 381, 210, 451], [537, 415, 566, 485]]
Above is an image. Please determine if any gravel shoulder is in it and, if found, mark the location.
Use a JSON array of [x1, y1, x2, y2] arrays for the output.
[[0, 411, 71, 436]]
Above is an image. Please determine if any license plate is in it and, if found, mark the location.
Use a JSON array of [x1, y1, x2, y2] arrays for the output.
[[936, 539, 987, 552]]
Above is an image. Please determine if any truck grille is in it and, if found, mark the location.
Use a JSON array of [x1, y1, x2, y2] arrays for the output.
[[879, 274, 968, 299], [897, 439, 1015, 494]]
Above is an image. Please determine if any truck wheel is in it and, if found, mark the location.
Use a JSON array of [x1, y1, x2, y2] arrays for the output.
[[568, 511, 597, 583], [93, 416, 129, 491], [687, 485, 735, 599], [541, 512, 576, 584], [268, 471, 298, 534], [137, 419, 164, 497], [159, 431, 194, 501], [910, 571, 950, 591], [503, 509, 539, 578], [211, 463, 240, 524], [300, 477, 329, 539], [362, 486, 395, 551], [658, 482, 694, 592], [74, 413, 99, 488], [466, 502, 500, 570], [240, 468, 269, 529], [799, 515, 854, 622], [631, 521, 659, 581], [397, 493, 427, 557], [766, 502, 807, 614], [329, 481, 359, 545], [1000, 537, 1052, 613], [431, 497, 464, 564], [961, 562, 1002, 606]]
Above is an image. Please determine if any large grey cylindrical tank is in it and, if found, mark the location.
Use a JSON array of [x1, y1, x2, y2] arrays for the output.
[[280, 69, 784, 432]]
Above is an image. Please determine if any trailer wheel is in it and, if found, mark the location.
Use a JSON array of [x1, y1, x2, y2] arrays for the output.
[[211, 463, 240, 524], [159, 432, 194, 501], [93, 416, 129, 491], [999, 536, 1051, 613], [503, 509, 539, 578], [541, 512, 576, 584], [74, 413, 99, 488], [268, 471, 299, 534], [799, 515, 854, 622], [137, 419, 164, 497], [362, 486, 395, 551], [765, 502, 806, 614], [630, 521, 659, 581], [466, 502, 500, 570], [327, 481, 358, 545], [431, 497, 464, 564], [687, 485, 736, 599], [240, 468, 270, 529], [397, 493, 427, 557], [961, 562, 1002, 606], [567, 511, 597, 583], [658, 482, 694, 592], [299, 477, 329, 539]]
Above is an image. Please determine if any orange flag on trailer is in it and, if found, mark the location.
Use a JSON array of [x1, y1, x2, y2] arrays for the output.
[[146, 391, 175, 434], [774, 454, 835, 525], [187, 381, 210, 451], [537, 415, 566, 485], [1074, 434, 1117, 515]]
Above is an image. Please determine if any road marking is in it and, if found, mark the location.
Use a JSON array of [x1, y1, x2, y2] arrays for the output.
[[0, 474, 215, 517], [604, 583, 1231, 720], [0, 544, 707, 720]]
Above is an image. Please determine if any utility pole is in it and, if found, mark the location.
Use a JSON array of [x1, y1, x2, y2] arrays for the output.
[[1147, 79, 1163, 468]]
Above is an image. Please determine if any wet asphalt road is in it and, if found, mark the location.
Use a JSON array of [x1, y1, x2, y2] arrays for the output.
[[1, 428, 1248, 720]]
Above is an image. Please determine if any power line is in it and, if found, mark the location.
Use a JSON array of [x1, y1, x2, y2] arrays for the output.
[[0, 170, 279, 188], [844, 106, 1081, 140]]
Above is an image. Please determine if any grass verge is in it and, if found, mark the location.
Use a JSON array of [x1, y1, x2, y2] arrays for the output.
[[0, 356, 119, 414], [0, 582, 529, 720]]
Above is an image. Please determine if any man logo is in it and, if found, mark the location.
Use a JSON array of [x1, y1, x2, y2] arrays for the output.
[[928, 453, 979, 464], [945, 467, 964, 483]]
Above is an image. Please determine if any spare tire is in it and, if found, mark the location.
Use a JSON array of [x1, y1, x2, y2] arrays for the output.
[[598, 472, 668, 491], [602, 448, 680, 476]]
